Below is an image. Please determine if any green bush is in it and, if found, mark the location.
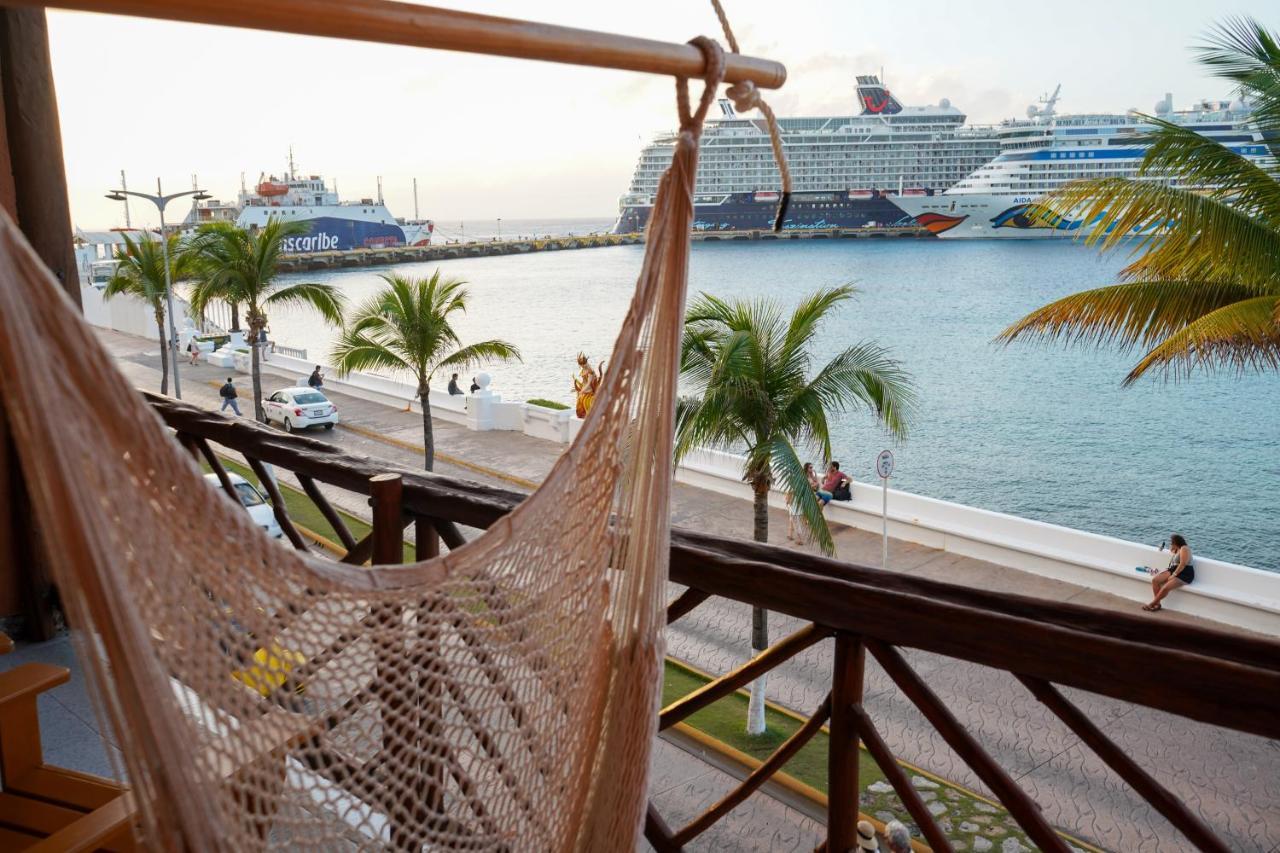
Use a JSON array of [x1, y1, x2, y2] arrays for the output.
[[526, 398, 569, 411]]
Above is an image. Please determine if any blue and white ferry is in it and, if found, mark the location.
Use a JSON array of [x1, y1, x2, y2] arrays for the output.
[[199, 160, 434, 252], [894, 89, 1272, 238], [614, 76, 1000, 233]]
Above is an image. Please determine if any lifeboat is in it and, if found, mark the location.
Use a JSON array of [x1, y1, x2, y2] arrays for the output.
[[257, 181, 288, 197], [847, 189, 874, 200]]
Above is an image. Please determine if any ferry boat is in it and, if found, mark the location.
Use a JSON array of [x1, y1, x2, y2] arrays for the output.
[[235, 171, 433, 252], [894, 89, 1271, 238], [614, 76, 999, 233]]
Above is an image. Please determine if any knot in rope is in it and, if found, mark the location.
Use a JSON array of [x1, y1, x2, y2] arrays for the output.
[[725, 80, 760, 114], [677, 35, 726, 134]]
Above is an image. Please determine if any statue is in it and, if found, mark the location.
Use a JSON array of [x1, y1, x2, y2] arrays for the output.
[[572, 352, 605, 418]]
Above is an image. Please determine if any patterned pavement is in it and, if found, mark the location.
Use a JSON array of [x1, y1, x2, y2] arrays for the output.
[[97, 329, 1280, 851]]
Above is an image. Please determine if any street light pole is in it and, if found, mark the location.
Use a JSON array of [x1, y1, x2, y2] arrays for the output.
[[106, 180, 210, 401]]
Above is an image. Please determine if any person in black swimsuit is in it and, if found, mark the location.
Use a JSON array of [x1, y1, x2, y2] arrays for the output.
[[1144, 532, 1194, 612]]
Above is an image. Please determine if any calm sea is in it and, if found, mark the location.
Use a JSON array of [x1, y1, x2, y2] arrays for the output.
[[266, 234, 1279, 572]]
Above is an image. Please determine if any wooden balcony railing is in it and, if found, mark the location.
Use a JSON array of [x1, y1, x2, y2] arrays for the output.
[[149, 393, 1280, 852]]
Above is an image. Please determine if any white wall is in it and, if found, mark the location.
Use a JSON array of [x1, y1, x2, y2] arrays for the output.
[[676, 448, 1280, 636], [81, 286, 161, 342]]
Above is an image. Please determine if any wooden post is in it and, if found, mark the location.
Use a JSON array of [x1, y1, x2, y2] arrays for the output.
[[370, 473, 403, 565], [0, 6, 79, 299], [827, 633, 865, 852], [0, 6, 79, 637]]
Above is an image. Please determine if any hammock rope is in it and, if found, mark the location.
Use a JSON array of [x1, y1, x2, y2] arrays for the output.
[[0, 5, 790, 850]]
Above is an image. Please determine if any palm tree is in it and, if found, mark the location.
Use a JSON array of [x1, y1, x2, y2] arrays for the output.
[[330, 271, 521, 470], [189, 220, 345, 422], [675, 285, 914, 733], [103, 232, 194, 395], [999, 18, 1280, 384]]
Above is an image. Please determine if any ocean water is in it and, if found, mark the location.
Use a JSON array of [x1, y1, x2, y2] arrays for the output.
[[265, 238, 1279, 571]]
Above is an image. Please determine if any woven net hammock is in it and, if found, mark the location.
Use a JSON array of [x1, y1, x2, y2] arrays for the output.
[[0, 42, 734, 851]]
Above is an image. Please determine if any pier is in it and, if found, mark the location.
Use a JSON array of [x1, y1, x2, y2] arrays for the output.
[[276, 225, 931, 272]]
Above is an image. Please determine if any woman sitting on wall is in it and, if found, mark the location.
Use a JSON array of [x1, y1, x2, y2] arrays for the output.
[[1144, 533, 1194, 612]]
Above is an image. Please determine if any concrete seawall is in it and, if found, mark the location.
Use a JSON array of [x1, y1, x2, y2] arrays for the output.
[[224, 346, 1280, 636]]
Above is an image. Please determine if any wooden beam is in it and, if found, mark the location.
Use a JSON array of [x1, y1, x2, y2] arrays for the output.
[[867, 640, 1071, 852], [12, 0, 787, 89], [1016, 675, 1230, 853], [0, 7, 78, 302]]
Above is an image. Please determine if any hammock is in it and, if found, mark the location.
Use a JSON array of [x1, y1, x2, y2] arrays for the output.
[[0, 40, 753, 852]]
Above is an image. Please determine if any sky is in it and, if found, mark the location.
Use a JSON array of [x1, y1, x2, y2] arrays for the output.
[[47, 1, 1270, 229]]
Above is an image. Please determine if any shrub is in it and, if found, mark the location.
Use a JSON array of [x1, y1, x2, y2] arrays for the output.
[[526, 398, 569, 411]]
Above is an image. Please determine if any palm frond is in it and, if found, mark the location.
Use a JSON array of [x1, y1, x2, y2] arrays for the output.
[[434, 340, 522, 380], [997, 278, 1261, 351], [264, 282, 346, 325], [1123, 294, 1280, 383], [769, 437, 834, 555], [1036, 177, 1280, 289], [794, 343, 915, 440], [1195, 17, 1280, 146], [330, 332, 411, 378]]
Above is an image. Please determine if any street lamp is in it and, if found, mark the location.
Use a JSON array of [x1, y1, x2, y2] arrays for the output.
[[106, 179, 210, 400]]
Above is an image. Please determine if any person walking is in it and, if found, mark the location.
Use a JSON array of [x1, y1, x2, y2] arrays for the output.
[[447, 373, 463, 395], [219, 377, 242, 416], [187, 338, 201, 366], [308, 366, 324, 388], [1144, 533, 1195, 611]]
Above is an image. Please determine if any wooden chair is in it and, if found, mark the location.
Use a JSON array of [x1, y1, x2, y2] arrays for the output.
[[0, 633, 136, 851]]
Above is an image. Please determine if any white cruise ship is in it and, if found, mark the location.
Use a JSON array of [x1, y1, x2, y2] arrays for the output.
[[614, 76, 1000, 233], [894, 89, 1272, 238]]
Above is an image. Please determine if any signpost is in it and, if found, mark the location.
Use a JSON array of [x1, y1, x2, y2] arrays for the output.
[[876, 450, 894, 568]]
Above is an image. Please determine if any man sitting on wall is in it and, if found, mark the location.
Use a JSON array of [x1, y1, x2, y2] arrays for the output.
[[823, 461, 852, 502]]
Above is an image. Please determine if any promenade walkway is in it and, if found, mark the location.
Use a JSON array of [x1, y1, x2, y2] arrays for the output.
[[60, 329, 1280, 850]]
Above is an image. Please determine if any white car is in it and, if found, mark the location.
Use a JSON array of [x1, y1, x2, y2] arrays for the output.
[[262, 387, 339, 433], [204, 472, 284, 539]]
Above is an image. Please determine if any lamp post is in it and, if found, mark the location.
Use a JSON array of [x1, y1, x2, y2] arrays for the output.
[[106, 179, 210, 400]]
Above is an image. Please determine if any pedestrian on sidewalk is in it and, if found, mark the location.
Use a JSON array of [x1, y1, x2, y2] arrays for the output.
[[187, 338, 201, 366], [1144, 533, 1195, 611], [447, 373, 463, 395], [219, 377, 241, 416], [805, 462, 831, 506], [308, 366, 324, 389]]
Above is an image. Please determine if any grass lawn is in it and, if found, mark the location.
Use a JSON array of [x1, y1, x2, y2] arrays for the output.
[[662, 659, 1043, 849]]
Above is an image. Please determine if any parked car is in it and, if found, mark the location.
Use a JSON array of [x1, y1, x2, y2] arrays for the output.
[[262, 387, 339, 432], [204, 472, 284, 539]]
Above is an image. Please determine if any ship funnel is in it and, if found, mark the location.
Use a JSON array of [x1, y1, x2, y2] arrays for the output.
[[855, 75, 903, 116], [717, 98, 735, 117]]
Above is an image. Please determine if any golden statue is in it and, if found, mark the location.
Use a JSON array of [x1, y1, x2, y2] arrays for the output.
[[572, 352, 605, 418]]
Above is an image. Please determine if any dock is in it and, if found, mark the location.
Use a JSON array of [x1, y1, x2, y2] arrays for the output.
[[276, 225, 932, 272]]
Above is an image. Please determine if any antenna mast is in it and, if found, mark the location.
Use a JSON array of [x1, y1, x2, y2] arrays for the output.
[[287, 146, 296, 180], [377, 176, 384, 204], [413, 177, 419, 220]]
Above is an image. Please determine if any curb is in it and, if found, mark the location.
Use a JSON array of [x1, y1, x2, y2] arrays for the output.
[[202, 378, 540, 490]]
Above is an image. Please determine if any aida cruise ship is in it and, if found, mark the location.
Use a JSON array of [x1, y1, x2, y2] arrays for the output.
[[894, 89, 1271, 238], [614, 76, 999, 233]]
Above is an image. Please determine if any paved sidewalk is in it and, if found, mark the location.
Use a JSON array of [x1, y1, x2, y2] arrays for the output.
[[98, 329, 1280, 851]]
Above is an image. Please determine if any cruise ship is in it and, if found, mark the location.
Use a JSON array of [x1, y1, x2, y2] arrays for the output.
[[184, 159, 433, 252], [614, 76, 999, 233], [894, 89, 1271, 238]]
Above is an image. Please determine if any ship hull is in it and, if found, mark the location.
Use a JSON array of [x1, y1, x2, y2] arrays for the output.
[[614, 191, 918, 234], [236, 209, 433, 253], [894, 194, 1104, 239]]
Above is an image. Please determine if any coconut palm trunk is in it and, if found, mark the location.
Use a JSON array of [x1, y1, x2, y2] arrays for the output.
[[747, 475, 771, 734], [249, 313, 266, 422], [418, 382, 435, 471], [154, 305, 169, 396]]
